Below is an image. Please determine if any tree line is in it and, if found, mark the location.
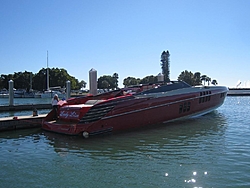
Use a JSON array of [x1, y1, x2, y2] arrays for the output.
[[98, 70, 218, 89], [0, 69, 218, 91], [0, 50, 217, 91], [0, 68, 86, 91], [177, 70, 218, 86]]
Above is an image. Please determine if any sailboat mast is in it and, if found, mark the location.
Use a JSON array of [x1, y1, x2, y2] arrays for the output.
[[47, 51, 49, 91], [30, 73, 32, 90]]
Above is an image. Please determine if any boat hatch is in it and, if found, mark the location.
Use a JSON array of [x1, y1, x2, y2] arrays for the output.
[[85, 99, 106, 105]]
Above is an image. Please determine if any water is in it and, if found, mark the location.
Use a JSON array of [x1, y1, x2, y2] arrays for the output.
[[0, 96, 250, 187], [0, 98, 51, 118], [0, 98, 52, 106]]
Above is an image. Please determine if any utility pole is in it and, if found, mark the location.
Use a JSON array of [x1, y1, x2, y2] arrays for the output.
[[47, 51, 49, 91]]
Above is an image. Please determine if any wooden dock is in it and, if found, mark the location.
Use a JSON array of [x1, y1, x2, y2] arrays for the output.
[[0, 114, 46, 132], [0, 103, 52, 131], [0, 103, 51, 112]]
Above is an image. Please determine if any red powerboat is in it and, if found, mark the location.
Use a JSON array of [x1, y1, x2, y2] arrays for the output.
[[42, 81, 228, 137]]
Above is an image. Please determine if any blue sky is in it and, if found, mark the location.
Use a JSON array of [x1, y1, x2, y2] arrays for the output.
[[1, 0, 249, 88]]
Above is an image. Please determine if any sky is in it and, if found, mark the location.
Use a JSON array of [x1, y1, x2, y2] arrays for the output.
[[1, 0, 250, 88]]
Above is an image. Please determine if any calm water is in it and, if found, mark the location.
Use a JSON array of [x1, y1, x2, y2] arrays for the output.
[[0, 96, 250, 187], [0, 97, 52, 106], [0, 98, 51, 118]]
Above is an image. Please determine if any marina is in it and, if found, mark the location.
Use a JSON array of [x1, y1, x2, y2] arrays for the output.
[[1, 0, 249, 187], [0, 85, 244, 133], [0, 96, 250, 187], [0, 87, 249, 187]]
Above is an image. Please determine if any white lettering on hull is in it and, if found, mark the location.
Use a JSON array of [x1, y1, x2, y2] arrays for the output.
[[60, 110, 79, 119]]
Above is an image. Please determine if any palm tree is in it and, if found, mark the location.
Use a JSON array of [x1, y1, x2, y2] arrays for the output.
[[193, 72, 202, 85], [201, 75, 207, 85], [211, 80, 218, 85], [112, 73, 119, 89], [206, 77, 211, 86]]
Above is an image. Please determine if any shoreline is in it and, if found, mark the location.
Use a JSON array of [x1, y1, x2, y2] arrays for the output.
[[228, 88, 250, 96]]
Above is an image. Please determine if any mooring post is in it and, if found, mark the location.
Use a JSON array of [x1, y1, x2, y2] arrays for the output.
[[9, 80, 14, 106], [66, 80, 71, 99], [32, 104, 38, 116]]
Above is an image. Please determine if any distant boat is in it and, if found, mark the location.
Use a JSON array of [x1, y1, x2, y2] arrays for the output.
[[35, 51, 66, 99], [35, 90, 65, 99], [0, 89, 9, 98], [12, 89, 35, 98], [0, 94, 9, 98], [13, 89, 24, 98]]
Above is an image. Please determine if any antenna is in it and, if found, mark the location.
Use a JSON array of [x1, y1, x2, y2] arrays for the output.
[[47, 51, 49, 91]]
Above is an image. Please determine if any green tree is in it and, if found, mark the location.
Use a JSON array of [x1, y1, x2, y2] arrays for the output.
[[123, 77, 140, 87], [79, 80, 87, 88], [1, 68, 87, 91], [13, 71, 33, 91], [112, 73, 119, 89], [140, 75, 157, 84], [33, 68, 47, 91], [206, 77, 211, 86], [0, 74, 13, 89], [50, 68, 68, 87], [178, 70, 194, 85], [201, 75, 208, 85], [97, 75, 117, 89], [211, 79, 218, 85], [193, 72, 202, 85], [178, 71, 215, 86], [41, 68, 83, 90]]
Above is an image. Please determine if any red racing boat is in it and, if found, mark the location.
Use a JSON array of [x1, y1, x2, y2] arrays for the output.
[[42, 81, 228, 137]]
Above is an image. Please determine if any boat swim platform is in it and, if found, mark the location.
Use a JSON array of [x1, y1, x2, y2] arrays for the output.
[[0, 114, 46, 132]]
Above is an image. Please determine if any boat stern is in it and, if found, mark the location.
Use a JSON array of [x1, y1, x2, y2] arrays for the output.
[[42, 103, 93, 135]]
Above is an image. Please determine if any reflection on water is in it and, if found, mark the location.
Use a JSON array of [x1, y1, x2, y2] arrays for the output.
[[1, 97, 250, 187], [43, 111, 227, 157]]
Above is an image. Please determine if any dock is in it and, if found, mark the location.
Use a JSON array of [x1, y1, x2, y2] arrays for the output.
[[0, 103, 51, 112], [0, 114, 46, 132], [0, 103, 51, 132]]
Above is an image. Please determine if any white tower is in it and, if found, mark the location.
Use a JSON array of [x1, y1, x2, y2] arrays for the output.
[[89, 68, 97, 95], [157, 73, 164, 82]]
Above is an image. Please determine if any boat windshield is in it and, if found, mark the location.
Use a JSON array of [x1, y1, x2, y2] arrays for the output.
[[135, 81, 191, 95]]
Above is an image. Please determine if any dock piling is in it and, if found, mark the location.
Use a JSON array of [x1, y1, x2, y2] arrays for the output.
[[66, 80, 71, 99], [9, 80, 14, 106]]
